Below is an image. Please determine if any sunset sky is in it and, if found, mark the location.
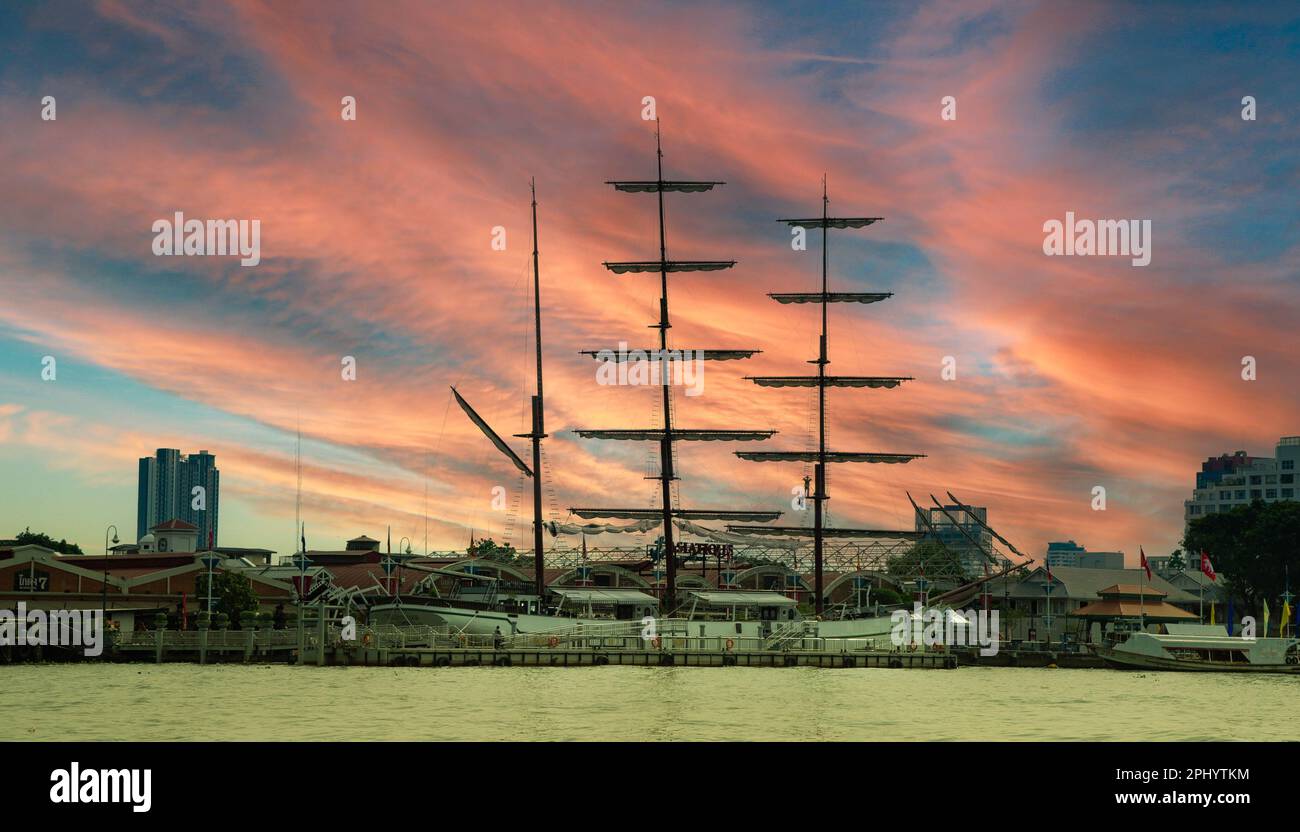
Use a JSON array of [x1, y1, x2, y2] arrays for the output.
[[1, 0, 1297, 562]]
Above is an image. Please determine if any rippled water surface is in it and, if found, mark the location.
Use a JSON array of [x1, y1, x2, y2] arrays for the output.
[[3, 664, 1296, 741]]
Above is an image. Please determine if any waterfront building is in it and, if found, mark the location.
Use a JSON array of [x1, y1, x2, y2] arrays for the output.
[[990, 566, 1198, 645], [1184, 435, 1299, 527], [0, 543, 292, 632], [137, 448, 221, 547]]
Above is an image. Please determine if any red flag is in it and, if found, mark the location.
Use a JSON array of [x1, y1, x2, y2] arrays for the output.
[[1200, 551, 1217, 582], [1140, 546, 1152, 581], [1044, 557, 1053, 583]]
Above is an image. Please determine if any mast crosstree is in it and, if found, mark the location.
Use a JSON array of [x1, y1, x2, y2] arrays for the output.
[[729, 179, 925, 615], [574, 124, 779, 609]]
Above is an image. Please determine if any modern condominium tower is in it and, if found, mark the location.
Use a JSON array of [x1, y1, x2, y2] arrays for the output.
[[137, 448, 220, 547]]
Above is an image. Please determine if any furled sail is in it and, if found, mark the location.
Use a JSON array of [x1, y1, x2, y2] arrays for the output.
[[548, 518, 661, 535], [725, 525, 925, 540], [735, 451, 925, 464], [607, 180, 724, 193], [673, 519, 799, 550], [580, 349, 760, 361], [768, 292, 892, 304], [570, 507, 782, 521], [603, 260, 736, 274], [747, 376, 912, 389], [777, 217, 882, 229], [577, 429, 776, 442], [450, 386, 532, 477]]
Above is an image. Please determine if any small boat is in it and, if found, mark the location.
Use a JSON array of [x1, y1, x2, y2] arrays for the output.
[[1097, 623, 1300, 673]]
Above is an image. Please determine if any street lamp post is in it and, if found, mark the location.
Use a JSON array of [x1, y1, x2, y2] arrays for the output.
[[102, 524, 119, 617]]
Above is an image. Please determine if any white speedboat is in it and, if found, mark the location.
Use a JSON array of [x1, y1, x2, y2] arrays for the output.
[[1097, 624, 1300, 673]]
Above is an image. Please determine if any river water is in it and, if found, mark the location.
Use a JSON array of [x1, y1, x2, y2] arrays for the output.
[[3, 664, 1295, 741]]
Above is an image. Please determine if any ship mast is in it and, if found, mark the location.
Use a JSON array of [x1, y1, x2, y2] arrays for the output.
[[574, 122, 779, 609], [452, 180, 549, 602], [729, 179, 925, 615], [528, 178, 546, 600]]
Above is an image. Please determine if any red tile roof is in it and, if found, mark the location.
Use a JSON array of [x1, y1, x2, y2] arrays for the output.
[[151, 519, 199, 531]]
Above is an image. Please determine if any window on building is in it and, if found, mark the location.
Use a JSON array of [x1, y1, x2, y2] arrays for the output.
[[1250, 475, 1262, 485], [1283, 460, 1295, 470], [1236, 490, 1247, 499], [1266, 475, 1277, 484], [1283, 489, 1294, 499], [1283, 474, 1294, 484], [1219, 490, 1230, 500], [1251, 490, 1262, 499], [1266, 489, 1277, 499]]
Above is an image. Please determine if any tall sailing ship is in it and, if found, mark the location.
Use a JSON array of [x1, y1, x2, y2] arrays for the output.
[[373, 141, 933, 641]]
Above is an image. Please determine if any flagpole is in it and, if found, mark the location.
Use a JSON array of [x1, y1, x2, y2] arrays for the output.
[[1139, 546, 1145, 632]]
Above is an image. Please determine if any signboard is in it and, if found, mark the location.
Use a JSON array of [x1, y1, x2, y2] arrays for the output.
[[15, 570, 51, 592], [669, 542, 734, 561]]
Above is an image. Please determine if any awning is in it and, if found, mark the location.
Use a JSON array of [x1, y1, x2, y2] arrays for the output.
[[551, 588, 659, 605], [687, 590, 798, 607]]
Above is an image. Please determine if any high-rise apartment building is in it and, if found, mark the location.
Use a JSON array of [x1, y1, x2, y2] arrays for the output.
[[137, 448, 220, 547]]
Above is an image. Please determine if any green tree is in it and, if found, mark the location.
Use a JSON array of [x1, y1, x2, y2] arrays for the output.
[[195, 570, 259, 628], [467, 537, 519, 563], [1183, 500, 1300, 613], [13, 527, 83, 555], [1167, 549, 1185, 571]]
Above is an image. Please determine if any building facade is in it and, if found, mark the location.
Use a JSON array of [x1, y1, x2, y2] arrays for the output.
[[1045, 540, 1124, 570], [1184, 436, 1300, 527], [137, 449, 221, 547]]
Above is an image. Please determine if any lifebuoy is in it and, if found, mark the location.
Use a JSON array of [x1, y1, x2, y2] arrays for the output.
[[725, 638, 735, 651], [548, 636, 559, 648]]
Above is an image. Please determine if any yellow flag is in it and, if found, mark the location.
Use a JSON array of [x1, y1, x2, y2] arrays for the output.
[[1209, 603, 1215, 625], [1281, 601, 1292, 635], [1263, 598, 1271, 636]]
